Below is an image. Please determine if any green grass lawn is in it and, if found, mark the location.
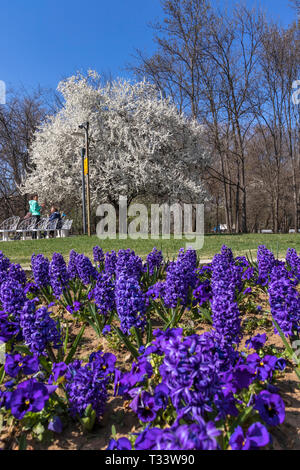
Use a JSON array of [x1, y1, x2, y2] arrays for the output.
[[1, 233, 300, 267]]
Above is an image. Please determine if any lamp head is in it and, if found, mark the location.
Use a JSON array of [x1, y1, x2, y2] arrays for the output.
[[79, 121, 89, 130]]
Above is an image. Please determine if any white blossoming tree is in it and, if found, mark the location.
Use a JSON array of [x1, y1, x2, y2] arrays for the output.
[[21, 71, 209, 208]]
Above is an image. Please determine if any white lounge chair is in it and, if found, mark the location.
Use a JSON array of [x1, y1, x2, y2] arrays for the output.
[[15, 218, 36, 240], [0, 216, 20, 241], [59, 219, 73, 238], [44, 218, 59, 238], [31, 217, 49, 239]]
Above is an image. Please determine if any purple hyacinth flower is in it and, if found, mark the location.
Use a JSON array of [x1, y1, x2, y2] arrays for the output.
[[268, 264, 300, 337], [0, 280, 26, 318], [115, 275, 146, 335], [93, 246, 104, 265], [105, 251, 117, 276], [7, 263, 27, 286], [144, 247, 163, 275], [65, 351, 116, 420], [20, 301, 62, 356], [0, 251, 11, 286], [75, 254, 97, 285], [31, 254, 50, 288], [49, 253, 69, 298], [92, 273, 115, 316], [67, 250, 79, 280]]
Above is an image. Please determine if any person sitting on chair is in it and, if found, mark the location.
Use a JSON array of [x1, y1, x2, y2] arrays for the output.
[[48, 206, 61, 238]]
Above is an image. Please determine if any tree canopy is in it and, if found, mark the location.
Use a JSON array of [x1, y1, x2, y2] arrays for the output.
[[21, 72, 209, 208]]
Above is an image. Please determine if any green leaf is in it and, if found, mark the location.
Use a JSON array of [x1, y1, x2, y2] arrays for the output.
[[39, 356, 52, 374], [63, 324, 69, 354], [65, 324, 86, 364], [229, 405, 254, 436], [13, 344, 31, 355], [132, 327, 142, 349], [272, 317, 294, 357], [33, 422, 45, 436], [85, 315, 101, 337], [173, 304, 186, 327], [111, 424, 117, 439], [111, 325, 139, 359], [0, 365, 5, 385], [199, 306, 213, 324], [149, 298, 168, 324], [80, 408, 96, 431], [146, 316, 153, 344], [51, 391, 67, 408], [84, 404, 93, 416], [85, 303, 103, 337], [17, 433, 27, 451], [164, 302, 183, 330], [272, 317, 300, 383]]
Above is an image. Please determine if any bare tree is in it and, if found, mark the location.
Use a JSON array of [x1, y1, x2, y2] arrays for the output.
[[129, 0, 212, 118], [129, 1, 266, 233], [249, 22, 299, 232], [0, 89, 47, 217]]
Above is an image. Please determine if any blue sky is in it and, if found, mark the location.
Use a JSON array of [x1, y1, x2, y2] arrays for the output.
[[0, 0, 297, 93]]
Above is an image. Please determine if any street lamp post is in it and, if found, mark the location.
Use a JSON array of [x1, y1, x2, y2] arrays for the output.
[[81, 147, 87, 235], [79, 122, 91, 237], [72, 122, 91, 236]]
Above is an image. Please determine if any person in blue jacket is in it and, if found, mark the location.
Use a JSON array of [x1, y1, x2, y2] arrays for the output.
[[48, 206, 62, 238]]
